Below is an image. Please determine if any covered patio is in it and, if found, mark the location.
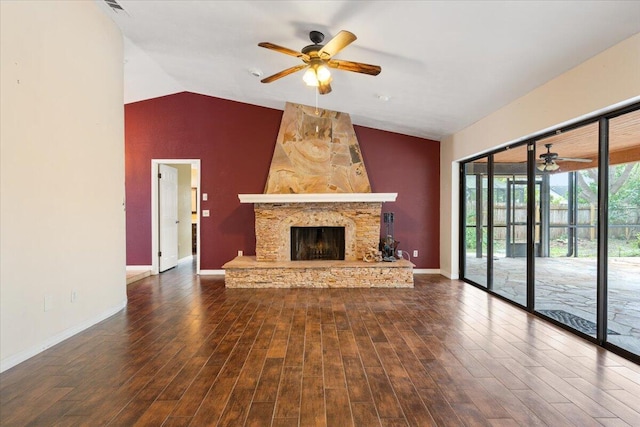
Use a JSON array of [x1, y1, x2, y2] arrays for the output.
[[466, 256, 640, 355]]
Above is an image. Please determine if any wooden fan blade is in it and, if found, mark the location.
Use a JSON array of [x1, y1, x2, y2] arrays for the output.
[[327, 59, 381, 76], [318, 82, 332, 95], [318, 30, 356, 59], [258, 42, 310, 61], [260, 64, 308, 83], [557, 157, 593, 163]]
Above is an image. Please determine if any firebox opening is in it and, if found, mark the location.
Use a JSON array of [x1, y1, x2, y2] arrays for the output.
[[291, 226, 345, 261]]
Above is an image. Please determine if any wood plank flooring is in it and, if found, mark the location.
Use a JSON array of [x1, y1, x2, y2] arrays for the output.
[[1, 262, 639, 426]]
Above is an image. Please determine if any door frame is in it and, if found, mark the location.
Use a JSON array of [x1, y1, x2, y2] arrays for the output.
[[151, 159, 201, 275]]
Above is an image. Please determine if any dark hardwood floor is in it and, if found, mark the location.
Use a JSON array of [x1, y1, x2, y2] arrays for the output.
[[1, 261, 639, 426]]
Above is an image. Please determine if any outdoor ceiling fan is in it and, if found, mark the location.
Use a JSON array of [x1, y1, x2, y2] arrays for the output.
[[258, 30, 381, 95], [537, 143, 592, 172]]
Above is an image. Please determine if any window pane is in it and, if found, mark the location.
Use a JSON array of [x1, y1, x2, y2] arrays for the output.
[[534, 123, 599, 338], [607, 109, 640, 356], [492, 145, 529, 306], [464, 161, 488, 287]]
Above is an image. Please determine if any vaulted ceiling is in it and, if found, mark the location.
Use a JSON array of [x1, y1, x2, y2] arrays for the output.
[[96, 0, 640, 140]]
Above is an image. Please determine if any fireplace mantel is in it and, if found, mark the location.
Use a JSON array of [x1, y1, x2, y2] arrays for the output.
[[238, 193, 397, 204]]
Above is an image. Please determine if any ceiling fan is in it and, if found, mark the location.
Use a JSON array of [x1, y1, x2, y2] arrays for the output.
[[258, 30, 381, 95], [537, 143, 592, 172]]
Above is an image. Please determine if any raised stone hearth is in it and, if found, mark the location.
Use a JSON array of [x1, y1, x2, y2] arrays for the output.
[[225, 195, 413, 288], [223, 256, 414, 288]]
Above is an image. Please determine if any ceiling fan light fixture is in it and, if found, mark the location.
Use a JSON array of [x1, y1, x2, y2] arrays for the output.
[[316, 64, 331, 83], [259, 30, 379, 94], [318, 82, 332, 95], [303, 61, 332, 87], [303, 67, 319, 86], [538, 160, 560, 172]]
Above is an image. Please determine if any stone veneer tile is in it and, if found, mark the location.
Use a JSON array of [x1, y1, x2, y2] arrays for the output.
[[223, 257, 414, 288], [264, 102, 372, 194], [254, 202, 382, 262]]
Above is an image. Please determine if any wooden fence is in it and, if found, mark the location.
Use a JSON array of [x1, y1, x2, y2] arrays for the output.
[[469, 203, 639, 241]]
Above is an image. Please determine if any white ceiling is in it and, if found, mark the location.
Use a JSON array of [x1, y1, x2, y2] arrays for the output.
[[97, 0, 640, 140]]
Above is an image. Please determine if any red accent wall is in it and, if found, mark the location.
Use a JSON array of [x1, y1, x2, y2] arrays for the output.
[[125, 92, 440, 269], [355, 126, 440, 268]]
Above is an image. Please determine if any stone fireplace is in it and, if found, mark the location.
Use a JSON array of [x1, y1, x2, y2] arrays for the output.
[[222, 103, 414, 288]]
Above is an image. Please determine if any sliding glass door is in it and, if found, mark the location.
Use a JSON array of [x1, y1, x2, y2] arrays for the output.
[[606, 110, 640, 355], [459, 103, 640, 362], [492, 145, 529, 306], [533, 123, 599, 338], [463, 161, 488, 287]]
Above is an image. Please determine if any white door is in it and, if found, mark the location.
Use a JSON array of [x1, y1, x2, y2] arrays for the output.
[[159, 164, 179, 272]]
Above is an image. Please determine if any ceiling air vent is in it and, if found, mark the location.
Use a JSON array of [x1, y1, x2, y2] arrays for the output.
[[104, 0, 125, 12]]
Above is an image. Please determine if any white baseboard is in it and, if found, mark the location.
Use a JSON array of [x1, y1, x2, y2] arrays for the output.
[[199, 269, 225, 275], [0, 299, 127, 373], [126, 265, 152, 271], [178, 255, 193, 264], [439, 270, 459, 279], [413, 269, 441, 274]]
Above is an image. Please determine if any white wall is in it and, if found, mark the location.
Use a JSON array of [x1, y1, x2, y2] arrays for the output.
[[0, 1, 126, 371], [440, 33, 640, 279]]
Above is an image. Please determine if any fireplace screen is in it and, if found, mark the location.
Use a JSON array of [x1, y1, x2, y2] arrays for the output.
[[291, 226, 345, 261]]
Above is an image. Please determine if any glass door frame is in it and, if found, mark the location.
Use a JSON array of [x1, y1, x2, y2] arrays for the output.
[[458, 101, 640, 364]]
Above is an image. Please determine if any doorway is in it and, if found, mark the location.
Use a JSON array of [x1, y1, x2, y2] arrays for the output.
[[505, 178, 541, 258], [151, 159, 201, 275]]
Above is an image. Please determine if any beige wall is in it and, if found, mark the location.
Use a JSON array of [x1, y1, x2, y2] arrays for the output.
[[170, 164, 193, 260], [0, 1, 126, 370], [440, 33, 640, 279]]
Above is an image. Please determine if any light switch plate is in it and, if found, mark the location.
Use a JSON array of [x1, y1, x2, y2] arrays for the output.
[[202, 193, 208, 201], [202, 210, 210, 217]]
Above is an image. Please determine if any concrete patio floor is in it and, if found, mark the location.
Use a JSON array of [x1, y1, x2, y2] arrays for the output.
[[465, 256, 640, 356]]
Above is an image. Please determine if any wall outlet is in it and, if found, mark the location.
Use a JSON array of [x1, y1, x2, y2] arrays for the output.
[[44, 295, 53, 312], [71, 290, 78, 303], [413, 250, 419, 257], [238, 250, 243, 257], [202, 210, 210, 217]]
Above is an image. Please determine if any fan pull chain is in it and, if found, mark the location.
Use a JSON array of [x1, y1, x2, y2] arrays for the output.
[[315, 89, 319, 115]]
